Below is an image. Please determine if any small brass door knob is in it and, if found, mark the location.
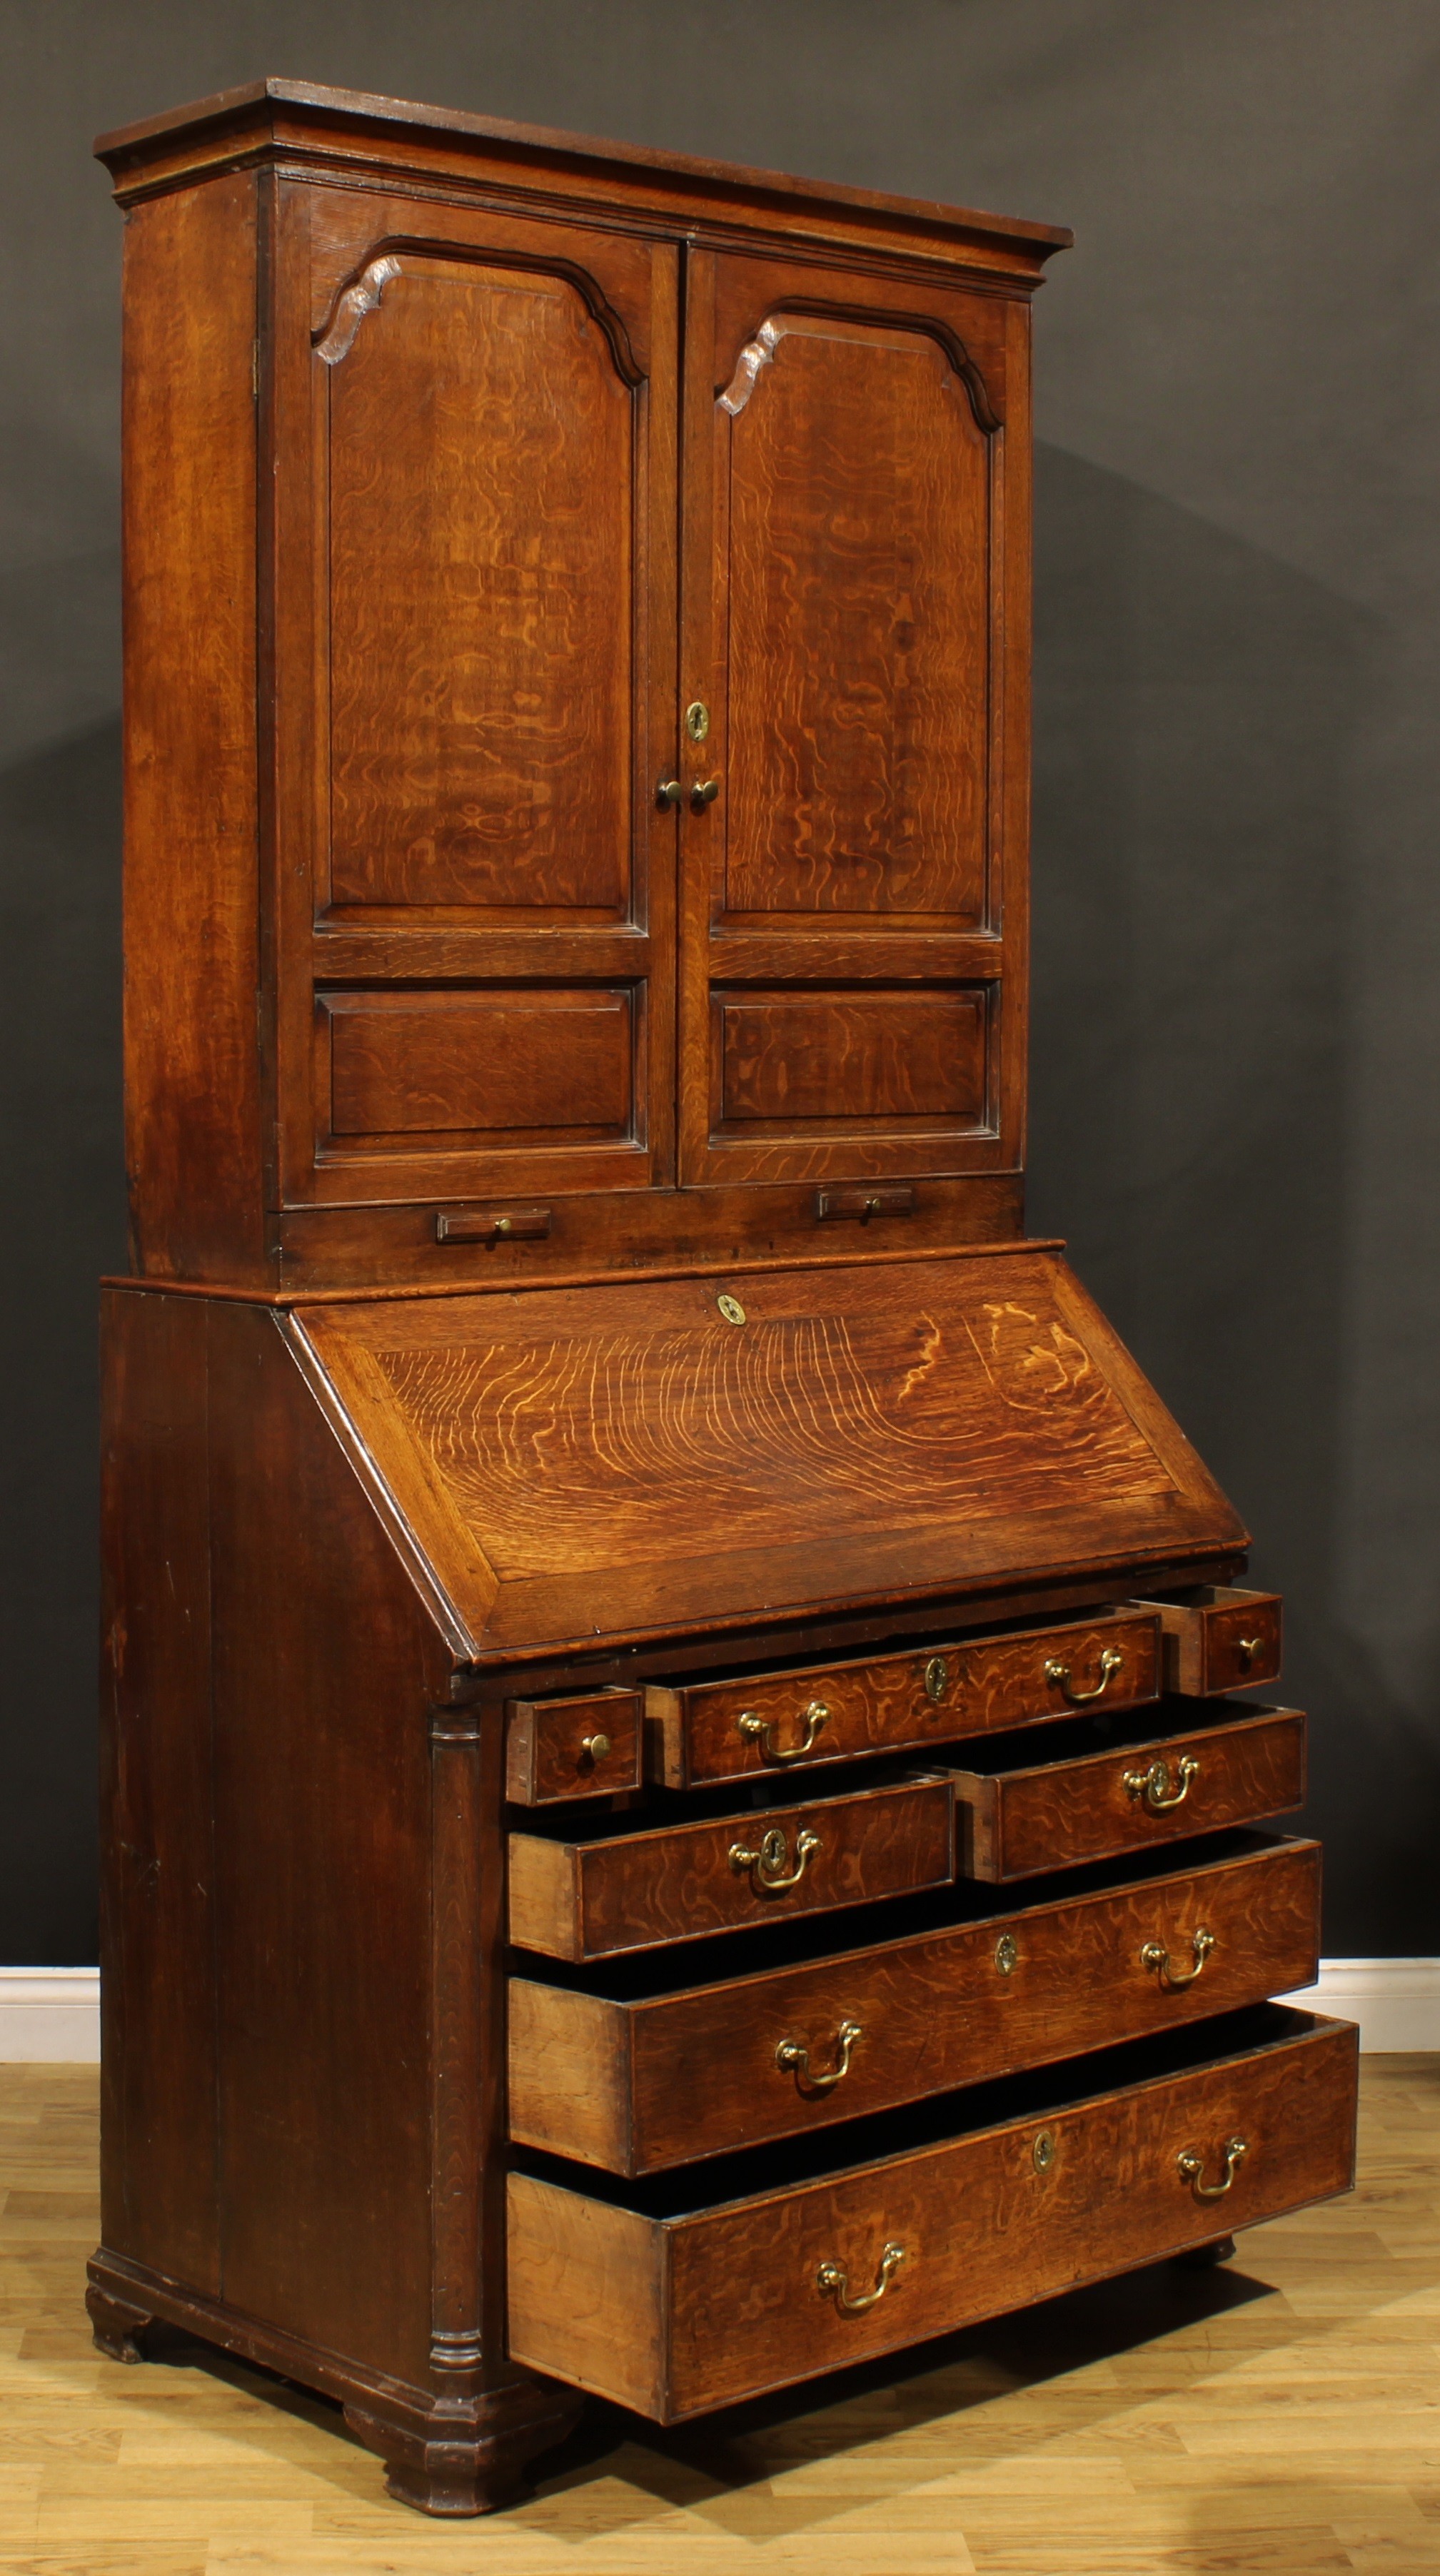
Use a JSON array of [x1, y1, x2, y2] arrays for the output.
[[690, 777, 720, 809]]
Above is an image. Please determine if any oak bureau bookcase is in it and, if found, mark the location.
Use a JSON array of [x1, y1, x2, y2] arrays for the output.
[[89, 79, 1358, 2517]]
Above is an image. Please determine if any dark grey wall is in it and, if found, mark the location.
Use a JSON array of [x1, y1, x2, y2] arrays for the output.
[[4, 0, 1436, 1959]]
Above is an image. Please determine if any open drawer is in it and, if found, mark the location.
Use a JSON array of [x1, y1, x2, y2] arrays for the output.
[[949, 1701, 1306, 1880], [1131, 1587, 1282, 1696], [507, 2004, 1357, 2422], [647, 1607, 1161, 1788], [508, 1770, 955, 1961], [508, 1832, 1319, 2171]]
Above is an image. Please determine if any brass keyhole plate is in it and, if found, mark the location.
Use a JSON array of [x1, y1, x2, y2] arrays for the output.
[[1033, 2128, 1056, 2174], [685, 699, 710, 741], [717, 1293, 746, 1325]]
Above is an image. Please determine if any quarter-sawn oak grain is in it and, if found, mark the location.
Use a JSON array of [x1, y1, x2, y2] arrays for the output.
[[506, 1834, 1320, 2171], [950, 1701, 1306, 1880], [1133, 1585, 1284, 1695], [505, 1689, 643, 1804], [98, 84, 1062, 1289], [93, 77, 1356, 2522], [507, 1773, 955, 1960], [648, 1606, 1159, 1787], [293, 1249, 1245, 1657], [506, 2010, 1358, 2420]]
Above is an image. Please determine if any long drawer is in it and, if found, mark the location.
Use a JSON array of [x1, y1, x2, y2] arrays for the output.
[[508, 1832, 1320, 2171], [647, 1607, 1160, 1789], [507, 1772, 955, 1961], [950, 1702, 1306, 1881], [508, 2004, 1357, 2423]]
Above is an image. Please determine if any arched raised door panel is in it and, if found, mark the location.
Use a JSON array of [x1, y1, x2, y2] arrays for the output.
[[678, 248, 1022, 1191], [270, 196, 678, 1213]]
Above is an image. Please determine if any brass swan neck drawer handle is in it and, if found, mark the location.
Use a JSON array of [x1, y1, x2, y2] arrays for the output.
[[1124, 1754, 1199, 1813], [776, 2019, 862, 2092], [1044, 1645, 1124, 1705], [737, 1700, 830, 1764], [1178, 2135, 1248, 2201], [1140, 1926, 1215, 1989], [816, 2241, 906, 2315], [729, 1824, 820, 1894]]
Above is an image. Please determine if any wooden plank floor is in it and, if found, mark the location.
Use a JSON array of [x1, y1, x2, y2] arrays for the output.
[[1, 2057, 1436, 2575]]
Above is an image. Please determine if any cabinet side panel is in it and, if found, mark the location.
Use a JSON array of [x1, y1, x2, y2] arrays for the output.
[[121, 175, 266, 1281], [206, 1303, 452, 2386], [99, 1288, 218, 2291]]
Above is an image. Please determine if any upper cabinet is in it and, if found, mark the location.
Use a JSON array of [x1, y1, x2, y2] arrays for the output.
[[99, 83, 1067, 1289]]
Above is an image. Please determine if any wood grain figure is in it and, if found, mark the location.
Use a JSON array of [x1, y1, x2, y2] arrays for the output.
[[91, 79, 1354, 2520]]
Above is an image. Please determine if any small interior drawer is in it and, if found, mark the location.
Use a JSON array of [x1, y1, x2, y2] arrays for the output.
[[1130, 1587, 1282, 1695], [507, 2004, 1358, 2423], [507, 1772, 955, 1962], [505, 1689, 643, 1806], [950, 1702, 1306, 1881], [508, 1832, 1320, 2173], [647, 1607, 1160, 1789]]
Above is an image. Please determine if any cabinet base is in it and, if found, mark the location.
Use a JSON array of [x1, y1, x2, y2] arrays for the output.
[[86, 2249, 583, 2517], [345, 2382, 582, 2517]]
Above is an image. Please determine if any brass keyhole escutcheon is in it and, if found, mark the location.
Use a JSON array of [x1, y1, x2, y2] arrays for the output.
[[1033, 2128, 1056, 2174], [924, 1655, 949, 1705], [729, 1824, 820, 1895], [717, 1293, 746, 1325], [995, 1932, 1018, 1976], [685, 699, 710, 742]]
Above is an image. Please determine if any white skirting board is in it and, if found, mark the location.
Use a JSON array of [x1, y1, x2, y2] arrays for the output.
[[0, 1961, 1438, 2061]]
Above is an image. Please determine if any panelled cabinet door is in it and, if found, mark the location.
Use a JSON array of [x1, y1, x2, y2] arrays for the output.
[[269, 186, 679, 1212], [678, 250, 1028, 1188]]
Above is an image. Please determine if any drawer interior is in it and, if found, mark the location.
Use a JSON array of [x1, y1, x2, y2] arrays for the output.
[[942, 1695, 1295, 1780], [508, 1826, 1302, 2002], [511, 1999, 1341, 2214]]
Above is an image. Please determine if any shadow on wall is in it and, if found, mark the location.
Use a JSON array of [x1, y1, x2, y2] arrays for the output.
[[1027, 443, 1440, 1951], [0, 713, 126, 1962]]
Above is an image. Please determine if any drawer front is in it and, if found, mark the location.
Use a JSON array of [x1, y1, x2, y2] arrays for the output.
[[507, 1773, 955, 1961], [507, 2010, 1358, 2420], [648, 1609, 1161, 1788], [952, 1704, 1306, 1882], [1134, 1588, 1283, 1695], [505, 1689, 643, 1805], [508, 1836, 1320, 2169]]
